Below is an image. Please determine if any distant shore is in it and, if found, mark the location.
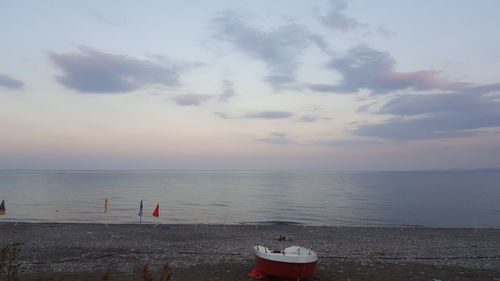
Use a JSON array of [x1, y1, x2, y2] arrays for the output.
[[1, 222, 500, 280]]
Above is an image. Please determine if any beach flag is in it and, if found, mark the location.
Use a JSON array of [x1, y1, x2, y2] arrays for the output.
[[138, 200, 144, 217], [152, 204, 159, 217], [0, 200, 5, 215], [104, 198, 108, 213]]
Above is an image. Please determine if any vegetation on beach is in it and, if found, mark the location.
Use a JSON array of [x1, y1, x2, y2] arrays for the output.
[[137, 263, 172, 281], [1, 244, 174, 281], [0, 245, 20, 281]]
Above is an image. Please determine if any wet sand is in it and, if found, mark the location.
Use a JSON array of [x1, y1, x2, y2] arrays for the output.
[[1, 223, 499, 280]]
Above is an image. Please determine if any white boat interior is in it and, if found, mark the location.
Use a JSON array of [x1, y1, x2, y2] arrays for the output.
[[254, 245, 319, 264]]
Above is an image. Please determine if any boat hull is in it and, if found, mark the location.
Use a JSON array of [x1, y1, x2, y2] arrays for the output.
[[254, 255, 317, 279]]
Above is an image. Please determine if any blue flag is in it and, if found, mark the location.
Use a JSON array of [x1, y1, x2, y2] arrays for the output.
[[138, 200, 143, 217]]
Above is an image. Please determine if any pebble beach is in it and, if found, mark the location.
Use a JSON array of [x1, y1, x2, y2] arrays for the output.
[[1, 222, 500, 280]]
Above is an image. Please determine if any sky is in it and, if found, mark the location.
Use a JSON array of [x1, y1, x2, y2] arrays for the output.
[[1, 0, 500, 170]]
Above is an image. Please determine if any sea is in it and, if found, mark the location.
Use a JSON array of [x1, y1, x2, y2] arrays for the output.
[[1, 170, 499, 228]]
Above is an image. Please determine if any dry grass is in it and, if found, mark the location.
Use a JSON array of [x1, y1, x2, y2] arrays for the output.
[[99, 272, 110, 281], [139, 264, 153, 281], [1, 244, 173, 281], [0, 245, 21, 281], [159, 264, 172, 281], [138, 264, 172, 281]]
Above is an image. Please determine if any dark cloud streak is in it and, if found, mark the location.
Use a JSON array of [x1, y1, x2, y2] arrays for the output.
[[301, 115, 316, 122], [50, 47, 182, 94], [0, 74, 24, 90], [219, 80, 235, 101], [320, 0, 368, 32], [308, 45, 469, 95], [173, 94, 212, 106], [244, 111, 293, 119], [354, 84, 500, 140], [211, 11, 327, 89], [255, 132, 294, 144], [310, 139, 382, 146]]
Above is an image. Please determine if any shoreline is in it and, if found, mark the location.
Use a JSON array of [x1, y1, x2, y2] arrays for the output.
[[3, 220, 499, 229], [2, 222, 500, 280]]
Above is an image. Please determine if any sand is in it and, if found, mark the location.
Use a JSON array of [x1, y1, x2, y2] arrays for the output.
[[1, 222, 499, 280]]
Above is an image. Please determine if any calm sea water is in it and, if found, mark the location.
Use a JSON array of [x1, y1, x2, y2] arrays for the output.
[[0, 170, 499, 228]]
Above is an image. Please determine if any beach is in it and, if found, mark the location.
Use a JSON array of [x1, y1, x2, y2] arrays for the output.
[[1, 223, 499, 280]]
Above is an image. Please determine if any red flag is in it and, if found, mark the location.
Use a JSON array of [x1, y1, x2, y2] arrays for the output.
[[152, 204, 159, 217]]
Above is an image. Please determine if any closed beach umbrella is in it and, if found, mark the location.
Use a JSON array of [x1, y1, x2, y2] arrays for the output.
[[104, 198, 108, 213], [138, 200, 144, 224], [138, 200, 144, 217]]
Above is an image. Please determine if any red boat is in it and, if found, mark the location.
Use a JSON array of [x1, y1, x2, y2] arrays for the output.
[[251, 245, 318, 280]]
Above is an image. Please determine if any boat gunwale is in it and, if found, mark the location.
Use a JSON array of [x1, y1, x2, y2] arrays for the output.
[[253, 245, 319, 264]]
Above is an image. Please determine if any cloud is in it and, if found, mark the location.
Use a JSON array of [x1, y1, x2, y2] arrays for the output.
[[211, 11, 326, 89], [308, 45, 469, 95], [354, 83, 500, 140], [255, 132, 294, 144], [214, 110, 295, 120], [298, 115, 331, 122], [307, 83, 338, 93], [264, 75, 296, 88], [214, 112, 230, 119], [219, 80, 235, 101], [320, 1, 397, 37], [301, 115, 317, 122], [310, 139, 382, 146], [376, 25, 397, 37], [320, 0, 369, 32], [0, 74, 24, 90], [244, 111, 293, 119], [173, 94, 212, 106], [49, 47, 182, 93], [87, 9, 121, 26]]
